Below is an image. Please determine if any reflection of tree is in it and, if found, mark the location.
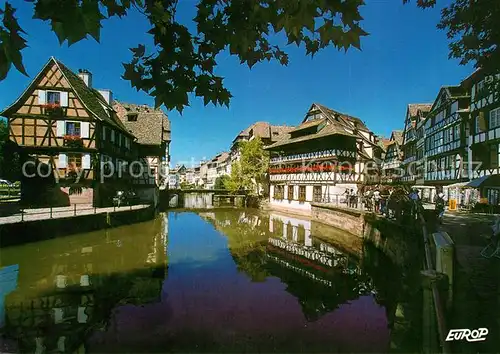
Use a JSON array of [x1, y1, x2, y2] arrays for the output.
[[2, 215, 169, 353], [200, 210, 271, 282]]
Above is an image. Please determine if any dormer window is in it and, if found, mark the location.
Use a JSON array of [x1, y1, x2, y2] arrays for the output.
[[127, 114, 138, 122], [47, 91, 61, 105]]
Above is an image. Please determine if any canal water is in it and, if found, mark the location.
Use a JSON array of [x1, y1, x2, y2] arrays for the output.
[[0, 209, 422, 353]]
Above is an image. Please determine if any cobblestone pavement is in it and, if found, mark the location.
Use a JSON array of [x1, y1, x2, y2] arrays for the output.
[[0, 204, 150, 225], [439, 211, 500, 353]]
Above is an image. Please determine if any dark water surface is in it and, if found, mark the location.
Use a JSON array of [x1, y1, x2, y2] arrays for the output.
[[0, 210, 420, 353]]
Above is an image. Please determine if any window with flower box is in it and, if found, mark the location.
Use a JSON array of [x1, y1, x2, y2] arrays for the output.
[[298, 186, 306, 202], [66, 122, 81, 136], [47, 91, 61, 104], [287, 185, 295, 200]]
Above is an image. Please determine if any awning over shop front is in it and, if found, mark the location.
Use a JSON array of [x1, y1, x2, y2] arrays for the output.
[[465, 174, 500, 188]]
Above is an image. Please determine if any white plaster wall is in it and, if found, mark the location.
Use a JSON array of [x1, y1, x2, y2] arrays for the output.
[[305, 185, 313, 201], [269, 197, 312, 211]]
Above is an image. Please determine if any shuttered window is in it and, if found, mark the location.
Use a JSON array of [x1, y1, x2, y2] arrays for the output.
[[58, 154, 67, 168], [287, 185, 294, 200]]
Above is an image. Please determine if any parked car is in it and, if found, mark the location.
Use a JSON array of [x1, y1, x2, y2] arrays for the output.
[[112, 190, 139, 207]]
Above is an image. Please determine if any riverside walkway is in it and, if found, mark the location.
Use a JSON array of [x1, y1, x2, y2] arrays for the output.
[[0, 204, 150, 225], [438, 211, 499, 353]]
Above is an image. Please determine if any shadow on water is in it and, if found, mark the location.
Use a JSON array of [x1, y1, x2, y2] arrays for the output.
[[0, 209, 423, 353]]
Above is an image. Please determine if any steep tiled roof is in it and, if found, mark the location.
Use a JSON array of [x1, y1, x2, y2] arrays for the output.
[[391, 130, 404, 145], [290, 118, 326, 132], [1, 57, 133, 136], [265, 123, 355, 150], [408, 104, 432, 118], [217, 152, 230, 163], [314, 103, 369, 132], [232, 122, 293, 144], [114, 101, 170, 145]]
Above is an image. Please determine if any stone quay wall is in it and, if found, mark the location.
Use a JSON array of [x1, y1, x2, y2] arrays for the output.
[[310, 203, 421, 267]]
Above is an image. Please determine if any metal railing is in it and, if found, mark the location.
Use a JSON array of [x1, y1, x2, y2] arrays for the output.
[[0, 203, 150, 224]]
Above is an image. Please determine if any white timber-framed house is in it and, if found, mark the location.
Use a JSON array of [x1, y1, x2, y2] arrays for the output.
[[265, 103, 382, 212], [463, 69, 500, 205], [380, 130, 403, 184], [400, 104, 432, 185]]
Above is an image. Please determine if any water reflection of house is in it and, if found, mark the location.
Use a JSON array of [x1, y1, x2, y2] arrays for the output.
[[266, 214, 374, 321], [1, 215, 168, 353]]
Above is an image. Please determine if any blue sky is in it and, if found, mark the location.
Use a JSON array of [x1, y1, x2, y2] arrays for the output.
[[0, 0, 473, 166]]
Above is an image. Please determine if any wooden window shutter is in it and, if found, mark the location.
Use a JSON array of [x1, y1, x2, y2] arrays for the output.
[[82, 154, 91, 169], [56, 121, 66, 137], [58, 154, 67, 168], [479, 112, 487, 132], [60, 92, 69, 107], [38, 90, 46, 105], [81, 122, 90, 138]]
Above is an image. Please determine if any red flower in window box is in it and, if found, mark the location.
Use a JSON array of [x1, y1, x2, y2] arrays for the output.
[[42, 103, 65, 116], [63, 134, 83, 147]]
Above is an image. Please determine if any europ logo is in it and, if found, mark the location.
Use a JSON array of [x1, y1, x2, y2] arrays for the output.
[[445, 328, 488, 342]]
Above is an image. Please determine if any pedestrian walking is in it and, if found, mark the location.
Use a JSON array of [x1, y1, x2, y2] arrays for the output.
[[373, 188, 381, 213], [344, 189, 351, 207]]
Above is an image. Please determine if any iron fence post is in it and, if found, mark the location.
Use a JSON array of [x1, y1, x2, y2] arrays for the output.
[[74, 204, 77, 216], [21, 208, 24, 222], [94, 206, 96, 214], [50, 207, 53, 219]]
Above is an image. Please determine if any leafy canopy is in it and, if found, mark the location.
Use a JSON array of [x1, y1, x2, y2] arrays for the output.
[[0, 0, 498, 113], [224, 137, 269, 195]]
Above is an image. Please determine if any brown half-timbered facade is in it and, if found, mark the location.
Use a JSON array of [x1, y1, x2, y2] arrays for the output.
[[400, 103, 432, 184], [265, 103, 381, 212], [0, 57, 146, 207], [380, 130, 403, 184], [423, 86, 471, 186]]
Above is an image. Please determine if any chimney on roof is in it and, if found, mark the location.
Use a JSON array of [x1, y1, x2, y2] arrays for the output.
[[78, 69, 92, 88], [98, 89, 113, 105]]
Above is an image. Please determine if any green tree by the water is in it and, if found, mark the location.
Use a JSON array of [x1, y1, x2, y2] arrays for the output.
[[0, 119, 21, 181], [224, 137, 269, 196], [1, 0, 496, 112], [214, 175, 229, 190]]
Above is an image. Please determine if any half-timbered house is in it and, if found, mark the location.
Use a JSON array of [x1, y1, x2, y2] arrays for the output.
[[380, 130, 403, 184], [114, 101, 171, 189], [462, 69, 500, 204], [423, 86, 471, 197], [400, 104, 432, 185], [265, 103, 382, 212], [0, 57, 146, 207]]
